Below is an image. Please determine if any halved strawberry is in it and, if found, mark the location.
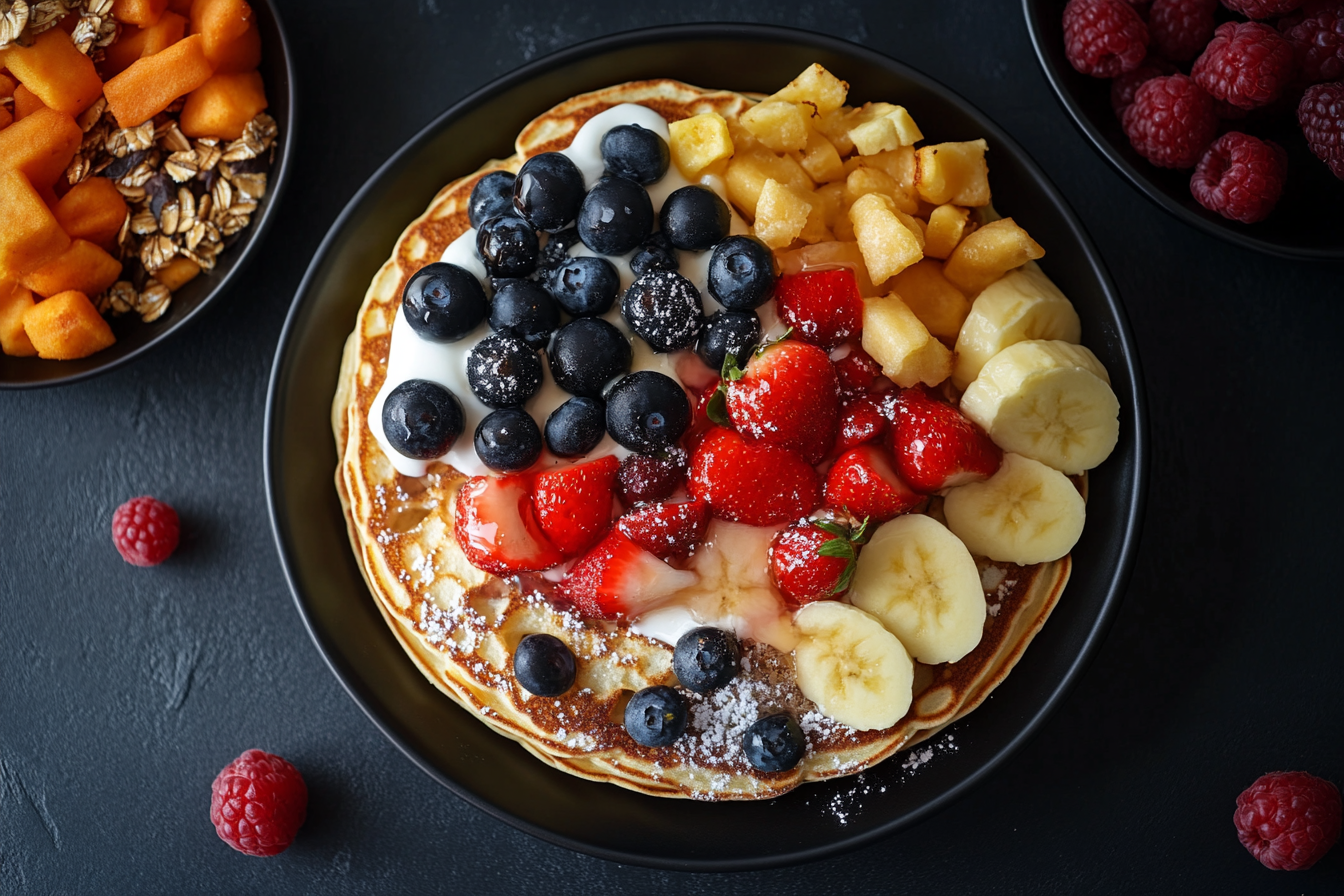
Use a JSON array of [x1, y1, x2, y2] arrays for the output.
[[833, 343, 881, 399], [774, 269, 864, 350], [688, 427, 822, 526], [889, 385, 1002, 492], [559, 529, 696, 619], [617, 498, 710, 560], [835, 395, 889, 453], [769, 516, 870, 606], [454, 475, 564, 576], [533, 455, 619, 556], [718, 339, 839, 464], [824, 445, 924, 522]]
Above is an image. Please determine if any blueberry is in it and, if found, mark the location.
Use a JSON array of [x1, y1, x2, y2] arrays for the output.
[[512, 633, 576, 697], [622, 270, 703, 352], [629, 231, 679, 278], [548, 255, 620, 318], [708, 235, 776, 311], [537, 226, 581, 275], [466, 332, 543, 409], [673, 627, 740, 694], [601, 124, 670, 185], [476, 214, 538, 278], [624, 685, 688, 748], [401, 262, 488, 343], [514, 152, 585, 232], [468, 170, 517, 229], [605, 371, 691, 453], [488, 279, 559, 350], [381, 379, 465, 460], [577, 175, 654, 256], [742, 713, 806, 772], [545, 397, 607, 458], [548, 318, 631, 398], [660, 185, 731, 251], [696, 309, 761, 373], [474, 407, 543, 472]]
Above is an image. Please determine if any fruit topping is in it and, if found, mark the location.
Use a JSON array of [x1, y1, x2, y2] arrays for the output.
[[1149, 0, 1219, 62], [454, 474, 564, 574], [618, 498, 711, 560], [475, 214, 539, 278], [1284, 7, 1344, 84], [382, 379, 465, 460], [1222, 0, 1302, 18], [836, 395, 889, 452], [544, 396, 608, 458], [468, 170, 517, 228], [1192, 22, 1297, 111], [600, 123, 671, 185], [1122, 74, 1220, 168], [624, 685, 689, 747], [721, 339, 839, 464], [793, 600, 914, 731], [672, 626, 741, 693], [548, 317, 632, 397], [1110, 57, 1180, 117], [210, 749, 307, 857], [742, 713, 806, 772], [629, 231, 680, 277], [774, 269, 865, 350], [1299, 82, 1344, 179], [513, 151, 585, 232], [769, 516, 870, 606], [473, 407, 543, 473], [696, 309, 761, 372], [512, 633, 578, 697], [942, 452, 1087, 565], [547, 254, 621, 317], [824, 444, 923, 522], [488, 278, 559, 349], [621, 270, 704, 352], [559, 530, 696, 618], [952, 267, 1082, 391], [533, 455, 619, 557], [890, 385, 1002, 493], [1190, 131, 1288, 223], [688, 427, 822, 526], [537, 226, 582, 274], [605, 371, 693, 453], [111, 495, 180, 567], [707, 234, 776, 310], [401, 262, 487, 343], [1062, 0, 1150, 78], [615, 451, 687, 504], [466, 332, 544, 408], [1234, 771, 1342, 871], [578, 174, 655, 255], [659, 184, 731, 250], [833, 345, 882, 399]]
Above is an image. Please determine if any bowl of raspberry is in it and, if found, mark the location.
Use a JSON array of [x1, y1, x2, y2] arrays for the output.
[[1024, 0, 1344, 259]]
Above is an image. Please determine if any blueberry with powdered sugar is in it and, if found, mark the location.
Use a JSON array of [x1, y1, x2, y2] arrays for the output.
[[624, 686, 688, 747], [673, 627, 740, 693], [743, 713, 806, 772], [697, 309, 761, 373], [466, 332, 543, 409], [622, 270, 703, 353], [537, 226, 581, 274]]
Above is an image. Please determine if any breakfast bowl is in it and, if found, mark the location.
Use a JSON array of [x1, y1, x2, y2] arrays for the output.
[[266, 23, 1147, 870]]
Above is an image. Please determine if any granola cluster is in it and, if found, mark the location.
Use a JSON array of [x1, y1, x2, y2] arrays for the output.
[[0, 0, 118, 54]]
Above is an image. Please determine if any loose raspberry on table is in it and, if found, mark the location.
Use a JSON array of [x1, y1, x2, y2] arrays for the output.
[[1299, 80, 1344, 177], [1111, 57, 1178, 116], [1123, 74, 1220, 166], [1190, 132, 1288, 222], [210, 749, 308, 857], [1222, 0, 1305, 18], [111, 496, 179, 567], [1234, 771, 1342, 870], [1150, 0, 1219, 61], [1284, 6, 1344, 84], [1192, 22, 1298, 109], [1063, 0, 1151, 78]]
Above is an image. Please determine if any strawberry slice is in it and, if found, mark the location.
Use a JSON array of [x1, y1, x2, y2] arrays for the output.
[[833, 343, 882, 399], [559, 529, 696, 619], [533, 455, 619, 556], [617, 498, 711, 560], [824, 445, 924, 522], [769, 516, 870, 607], [453, 474, 564, 576], [835, 395, 889, 453], [774, 269, 864, 350], [889, 385, 1002, 492], [688, 427, 822, 526], [719, 339, 839, 464]]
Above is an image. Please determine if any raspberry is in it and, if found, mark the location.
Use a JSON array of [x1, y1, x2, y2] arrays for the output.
[[1222, 0, 1303, 17], [1190, 132, 1288, 222], [615, 450, 686, 505], [1123, 74, 1220, 166], [1284, 6, 1344, 84], [1150, 0, 1218, 61], [1299, 81, 1344, 178], [1192, 22, 1298, 109], [1063, 0, 1151, 78], [210, 750, 308, 857], [111, 496, 179, 566], [1111, 57, 1178, 116], [1234, 771, 1342, 870]]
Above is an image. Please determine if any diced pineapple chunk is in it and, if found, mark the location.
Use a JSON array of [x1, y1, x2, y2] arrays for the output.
[[799, 198, 832, 245], [740, 100, 808, 154], [843, 165, 917, 215], [942, 217, 1044, 295], [915, 139, 990, 206], [849, 192, 923, 284], [815, 106, 856, 156], [754, 178, 814, 249], [797, 129, 846, 184], [889, 259, 970, 344], [769, 63, 849, 113], [861, 147, 917, 198], [725, 146, 813, 220], [924, 204, 971, 259], [668, 112, 734, 178], [847, 103, 923, 155], [861, 292, 953, 388], [814, 182, 854, 241]]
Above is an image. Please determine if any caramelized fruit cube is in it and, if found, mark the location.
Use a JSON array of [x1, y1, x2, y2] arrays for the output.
[[844, 165, 917, 215], [12, 84, 45, 120], [0, 170, 71, 280], [915, 139, 990, 207], [208, 20, 261, 72], [861, 292, 952, 388], [796, 129, 845, 184], [753, 178, 814, 249], [667, 112, 733, 178], [54, 177, 130, 250], [0, 107, 83, 188], [849, 192, 923, 284], [23, 289, 116, 359], [924, 204, 971, 259], [889, 259, 970, 344], [103, 33, 214, 128], [943, 217, 1044, 295], [154, 256, 200, 291], [739, 100, 808, 154], [190, 0, 254, 64], [2, 30, 104, 116], [847, 103, 922, 156], [0, 282, 38, 357], [112, 0, 169, 26], [725, 146, 813, 220], [769, 63, 849, 113], [20, 239, 123, 299], [180, 70, 266, 139]]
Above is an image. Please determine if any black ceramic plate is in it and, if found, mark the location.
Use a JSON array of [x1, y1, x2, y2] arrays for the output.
[[266, 24, 1147, 871], [0, 0, 295, 389], [1024, 0, 1344, 260]]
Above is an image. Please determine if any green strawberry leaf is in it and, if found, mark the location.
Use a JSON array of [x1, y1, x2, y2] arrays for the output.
[[706, 384, 731, 427], [817, 539, 855, 560]]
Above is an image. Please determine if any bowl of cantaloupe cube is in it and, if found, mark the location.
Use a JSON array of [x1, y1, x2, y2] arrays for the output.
[[0, 0, 291, 388]]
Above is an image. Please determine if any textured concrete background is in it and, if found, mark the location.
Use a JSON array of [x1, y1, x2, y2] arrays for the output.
[[2, 0, 1342, 891]]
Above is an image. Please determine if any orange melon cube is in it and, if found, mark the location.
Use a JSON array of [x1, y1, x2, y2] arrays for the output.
[[113, 0, 169, 27], [0, 282, 38, 357], [100, 26, 151, 77], [0, 105, 10, 131], [143, 10, 188, 54], [54, 178, 130, 251], [208, 20, 261, 72], [0, 170, 71, 281], [23, 289, 116, 359], [180, 70, 266, 139], [20, 239, 123, 299], [154, 256, 201, 291], [103, 33, 214, 128], [1, 29, 104, 116], [0, 107, 83, 189], [13, 84, 46, 121], [190, 0, 253, 62]]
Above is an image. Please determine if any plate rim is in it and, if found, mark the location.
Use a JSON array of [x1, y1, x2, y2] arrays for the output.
[[265, 21, 1150, 871]]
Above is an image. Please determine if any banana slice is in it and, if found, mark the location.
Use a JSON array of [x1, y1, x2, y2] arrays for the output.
[[943, 452, 1085, 565], [793, 601, 913, 731], [848, 514, 985, 665], [960, 339, 1119, 475], [952, 266, 1082, 390]]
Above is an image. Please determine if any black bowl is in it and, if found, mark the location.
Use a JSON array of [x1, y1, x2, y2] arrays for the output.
[[266, 23, 1147, 871], [1023, 0, 1344, 260], [0, 0, 295, 389]]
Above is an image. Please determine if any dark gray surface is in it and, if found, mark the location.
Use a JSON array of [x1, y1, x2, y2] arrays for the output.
[[1, 0, 1340, 891]]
